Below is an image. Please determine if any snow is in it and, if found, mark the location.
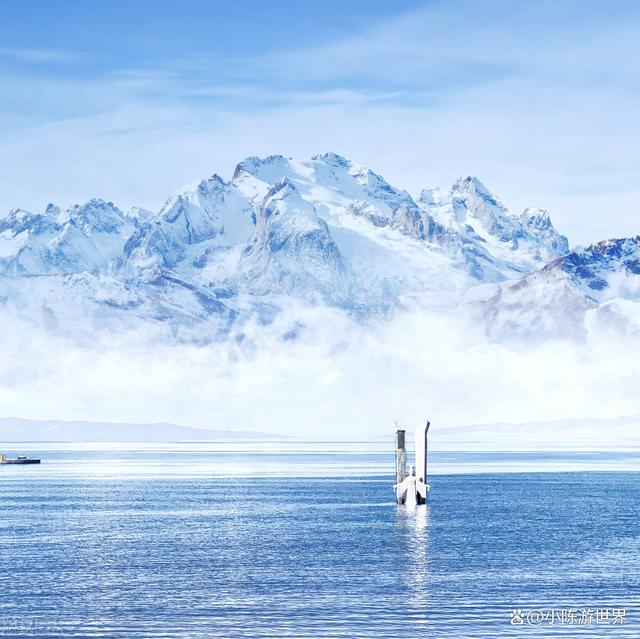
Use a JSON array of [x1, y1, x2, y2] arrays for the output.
[[0, 229, 29, 258]]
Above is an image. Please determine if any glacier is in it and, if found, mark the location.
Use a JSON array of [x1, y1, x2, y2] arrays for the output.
[[0, 152, 636, 344]]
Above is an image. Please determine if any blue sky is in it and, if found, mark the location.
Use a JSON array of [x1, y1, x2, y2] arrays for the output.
[[1, 0, 639, 244]]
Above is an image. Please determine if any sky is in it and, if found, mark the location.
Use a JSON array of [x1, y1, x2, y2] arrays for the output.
[[1, 0, 640, 246]]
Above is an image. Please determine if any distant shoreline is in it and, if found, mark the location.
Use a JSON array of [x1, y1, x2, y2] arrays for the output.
[[0, 417, 288, 443]]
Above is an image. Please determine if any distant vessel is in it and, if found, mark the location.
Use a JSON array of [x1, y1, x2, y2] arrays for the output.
[[0, 454, 41, 465], [394, 421, 430, 505]]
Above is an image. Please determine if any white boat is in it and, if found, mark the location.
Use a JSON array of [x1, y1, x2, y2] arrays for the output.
[[394, 421, 430, 505], [0, 454, 41, 465]]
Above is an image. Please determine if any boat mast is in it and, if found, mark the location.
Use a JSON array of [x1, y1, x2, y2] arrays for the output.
[[395, 425, 406, 486], [414, 420, 430, 484]]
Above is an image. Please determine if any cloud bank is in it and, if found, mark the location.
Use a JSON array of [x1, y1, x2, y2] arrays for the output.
[[1, 305, 639, 439]]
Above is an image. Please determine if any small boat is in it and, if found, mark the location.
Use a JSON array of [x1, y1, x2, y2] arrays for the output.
[[394, 421, 430, 505], [0, 454, 41, 465]]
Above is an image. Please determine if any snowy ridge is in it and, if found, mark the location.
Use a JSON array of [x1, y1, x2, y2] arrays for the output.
[[485, 236, 640, 340], [239, 179, 352, 304], [0, 199, 135, 275]]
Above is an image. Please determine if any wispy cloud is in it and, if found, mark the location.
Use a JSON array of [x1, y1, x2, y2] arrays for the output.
[[0, 46, 78, 64]]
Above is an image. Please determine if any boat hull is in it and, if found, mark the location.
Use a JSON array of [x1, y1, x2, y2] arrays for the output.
[[1, 459, 41, 465]]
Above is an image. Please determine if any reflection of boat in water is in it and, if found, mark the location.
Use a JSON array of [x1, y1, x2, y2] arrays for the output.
[[394, 421, 430, 505], [0, 454, 41, 465]]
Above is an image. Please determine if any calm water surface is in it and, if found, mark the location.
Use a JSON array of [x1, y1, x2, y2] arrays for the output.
[[0, 443, 638, 638]]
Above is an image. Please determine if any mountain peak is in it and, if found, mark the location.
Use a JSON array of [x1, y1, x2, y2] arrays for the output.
[[264, 177, 297, 202], [68, 198, 118, 213], [67, 199, 126, 233], [520, 207, 552, 230], [199, 173, 227, 189], [232, 154, 290, 180], [194, 173, 228, 198], [0, 207, 57, 235], [3, 207, 33, 224], [44, 203, 61, 217], [311, 152, 351, 168], [453, 176, 497, 201], [557, 236, 640, 291], [574, 236, 640, 273]]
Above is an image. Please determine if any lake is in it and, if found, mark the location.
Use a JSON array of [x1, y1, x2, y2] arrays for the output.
[[0, 443, 638, 637]]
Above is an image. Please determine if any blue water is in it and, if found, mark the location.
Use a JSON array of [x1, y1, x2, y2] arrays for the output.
[[0, 444, 638, 638]]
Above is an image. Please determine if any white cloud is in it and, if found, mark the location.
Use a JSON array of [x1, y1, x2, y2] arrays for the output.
[[0, 47, 78, 64]]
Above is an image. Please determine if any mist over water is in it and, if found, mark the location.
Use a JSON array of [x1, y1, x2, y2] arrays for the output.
[[1, 307, 639, 439]]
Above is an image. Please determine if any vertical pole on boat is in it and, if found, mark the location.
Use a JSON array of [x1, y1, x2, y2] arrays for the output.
[[414, 420, 430, 484], [395, 426, 406, 487], [424, 420, 430, 485]]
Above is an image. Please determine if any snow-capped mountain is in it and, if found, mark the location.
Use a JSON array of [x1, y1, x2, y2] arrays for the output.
[[0, 200, 136, 275], [485, 236, 640, 340], [2, 151, 619, 344], [416, 178, 569, 281]]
